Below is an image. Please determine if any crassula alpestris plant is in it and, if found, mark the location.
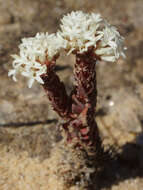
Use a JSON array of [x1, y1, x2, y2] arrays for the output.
[[8, 11, 125, 189]]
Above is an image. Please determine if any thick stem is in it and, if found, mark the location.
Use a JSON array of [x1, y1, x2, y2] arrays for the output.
[[41, 63, 71, 119], [63, 50, 102, 153], [61, 54, 103, 185], [74, 51, 97, 106]]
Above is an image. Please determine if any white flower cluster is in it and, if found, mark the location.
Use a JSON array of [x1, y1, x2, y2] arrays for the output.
[[95, 22, 126, 62], [58, 11, 103, 54], [8, 33, 66, 88], [59, 11, 126, 61], [9, 11, 125, 88]]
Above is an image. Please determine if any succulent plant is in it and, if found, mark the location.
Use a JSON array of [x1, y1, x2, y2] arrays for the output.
[[8, 11, 125, 189]]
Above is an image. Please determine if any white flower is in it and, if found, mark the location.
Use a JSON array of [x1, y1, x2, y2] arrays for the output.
[[59, 11, 126, 62], [95, 21, 126, 62], [8, 33, 65, 88], [59, 11, 103, 54], [8, 54, 47, 88]]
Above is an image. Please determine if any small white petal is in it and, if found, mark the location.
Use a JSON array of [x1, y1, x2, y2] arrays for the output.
[[95, 47, 113, 55], [8, 69, 16, 76], [8, 70, 17, 82], [36, 76, 44, 84], [101, 56, 116, 62], [28, 78, 35, 88]]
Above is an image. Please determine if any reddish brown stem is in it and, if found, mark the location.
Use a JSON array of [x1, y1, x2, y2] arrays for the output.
[[63, 50, 102, 151], [74, 50, 97, 105], [41, 63, 71, 119]]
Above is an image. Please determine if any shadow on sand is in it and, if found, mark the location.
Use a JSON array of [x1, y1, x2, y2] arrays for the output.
[[90, 135, 143, 190]]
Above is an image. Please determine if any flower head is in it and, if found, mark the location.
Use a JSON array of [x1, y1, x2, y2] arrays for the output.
[[8, 33, 65, 88], [58, 11, 103, 54], [59, 11, 126, 62], [95, 21, 126, 62]]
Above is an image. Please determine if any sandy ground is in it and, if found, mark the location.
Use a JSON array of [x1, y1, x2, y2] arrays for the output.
[[0, 0, 143, 189]]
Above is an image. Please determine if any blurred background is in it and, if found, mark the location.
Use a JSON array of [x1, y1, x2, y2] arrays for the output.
[[0, 0, 143, 189]]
